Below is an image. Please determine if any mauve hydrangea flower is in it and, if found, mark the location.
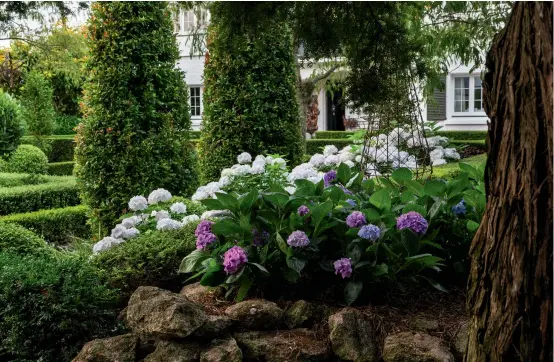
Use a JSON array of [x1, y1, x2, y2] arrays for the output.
[[287, 230, 310, 247], [339, 185, 353, 195], [346, 211, 367, 228], [358, 224, 380, 241], [195, 220, 213, 236], [298, 205, 310, 216], [396, 211, 428, 235], [323, 170, 337, 187], [334, 258, 353, 279], [346, 199, 356, 207], [452, 199, 467, 216], [223, 246, 248, 274], [252, 228, 270, 246], [196, 232, 217, 249]]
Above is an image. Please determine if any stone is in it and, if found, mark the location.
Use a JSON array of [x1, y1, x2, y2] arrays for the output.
[[328, 308, 377, 362], [192, 314, 234, 338], [200, 336, 242, 362], [143, 341, 200, 362], [383, 331, 455, 362], [452, 323, 468, 359], [225, 299, 284, 329], [180, 282, 222, 304], [410, 317, 440, 332], [284, 300, 313, 329], [126, 286, 207, 339], [72, 333, 138, 362], [234, 329, 329, 362]]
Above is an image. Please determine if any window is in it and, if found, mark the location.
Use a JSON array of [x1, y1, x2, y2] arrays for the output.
[[190, 87, 202, 117], [453, 75, 484, 114], [182, 10, 195, 33], [173, 9, 209, 35]]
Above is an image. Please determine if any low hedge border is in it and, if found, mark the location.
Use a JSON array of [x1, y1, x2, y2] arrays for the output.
[[47, 161, 75, 176], [21, 136, 75, 162], [448, 139, 487, 152], [306, 139, 354, 155], [0, 176, 79, 215], [0, 205, 90, 246], [314, 131, 355, 139], [314, 130, 488, 141]]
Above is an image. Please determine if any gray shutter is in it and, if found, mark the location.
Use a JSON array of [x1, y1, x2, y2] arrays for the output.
[[427, 76, 446, 121]]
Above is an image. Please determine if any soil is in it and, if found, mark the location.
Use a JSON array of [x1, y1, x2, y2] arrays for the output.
[[459, 146, 486, 158]]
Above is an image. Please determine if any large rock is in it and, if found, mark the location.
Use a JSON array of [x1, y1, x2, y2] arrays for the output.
[[452, 323, 468, 360], [225, 299, 283, 329], [193, 314, 234, 338], [200, 336, 242, 362], [409, 317, 440, 332], [234, 329, 330, 362], [72, 333, 138, 362], [126, 286, 207, 339], [383, 331, 455, 362], [284, 300, 313, 329], [328, 308, 377, 362], [180, 282, 223, 304], [144, 341, 200, 362]]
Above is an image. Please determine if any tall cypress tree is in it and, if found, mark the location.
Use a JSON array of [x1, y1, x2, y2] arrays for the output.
[[199, 3, 304, 182], [76, 2, 197, 233]]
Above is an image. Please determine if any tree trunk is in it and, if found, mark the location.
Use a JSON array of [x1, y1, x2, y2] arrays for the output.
[[466, 2, 552, 362]]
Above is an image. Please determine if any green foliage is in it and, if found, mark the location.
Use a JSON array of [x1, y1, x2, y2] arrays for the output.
[[47, 161, 74, 176], [314, 131, 355, 139], [306, 139, 353, 155], [0, 144, 48, 174], [432, 154, 487, 179], [0, 205, 89, 245], [190, 130, 201, 139], [0, 252, 120, 362], [199, 3, 304, 182], [21, 136, 75, 162], [20, 71, 56, 141], [0, 175, 79, 215], [54, 114, 81, 134], [76, 2, 198, 233], [0, 221, 49, 256], [436, 131, 487, 140], [0, 90, 23, 157], [93, 222, 198, 298]]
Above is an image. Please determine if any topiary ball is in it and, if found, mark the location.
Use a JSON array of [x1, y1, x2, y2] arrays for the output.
[[0, 222, 49, 255], [0, 90, 23, 157], [2, 144, 48, 174]]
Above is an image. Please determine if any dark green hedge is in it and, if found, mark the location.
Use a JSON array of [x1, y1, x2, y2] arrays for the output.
[[306, 139, 354, 155], [190, 130, 200, 139], [0, 205, 89, 245], [0, 222, 49, 256], [0, 176, 79, 215], [21, 136, 75, 162], [448, 139, 487, 152], [314, 131, 355, 139], [436, 131, 487, 140], [47, 161, 75, 176]]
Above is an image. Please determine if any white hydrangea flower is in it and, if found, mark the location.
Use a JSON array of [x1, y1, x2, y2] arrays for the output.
[[148, 188, 172, 205], [221, 168, 234, 177], [254, 154, 266, 163], [128, 196, 148, 211], [251, 165, 265, 174], [201, 210, 230, 220], [237, 152, 252, 164], [152, 210, 170, 221], [231, 164, 252, 176], [182, 214, 200, 225], [285, 186, 296, 194], [252, 159, 266, 169], [430, 148, 445, 162], [355, 155, 362, 163], [218, 175, 232, 188], [323, 145, 338, 157], [122, 228, 140, 239], [443, 148, 461, 160], [339, 151, 355, 163], [204, 182, 221, 195], [111, 224, 127, 239], [92, 236, 124, 254], [121, 216, 141, 228], [432, 158, 448, 166], [267, 157, 286, 169], [287, 163, 318, 182], [324, 154, 340, 166], [192, 190, 209, 201], [344, 160, 355, 168], [156, 218, 182, 231], [309, 154, 325, 167], [170, 202, 187, 214], [340, 145, 353, 154]]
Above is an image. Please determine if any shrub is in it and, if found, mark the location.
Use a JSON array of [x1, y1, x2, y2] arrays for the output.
[[0, 175, 79, 215], [314, 131, 355, 139], [0, 205, 90, 246], [198, 4, 304, 182], [21, 135, 75, 162], [19, 71, 56, 145], [53, 114, 81, 135], [0, 90, 23, 157], [436, 130, 487, 140], [47, 161, 74, 175], [93, 222, 198, 298], [0, 172, 48, 187], [306, 139, 354, 155], [0, 144, 48, 174], [0, 252, 120, 362], [0, 222, 49, 256], [76, 2, 198, 233]]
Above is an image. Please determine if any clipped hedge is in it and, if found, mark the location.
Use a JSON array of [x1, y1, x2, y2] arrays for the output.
[[0, 205, 89, 245], [449, 139, 487, 152], [314, 131, 355, 139], [435, 130, 487, 140], [306, 139, 354, 155], [0, 222, 49, 256], [0, 144, 48, 174], [0, 176, 79, 215], [47, 161, 74, 176], [0, 172, 48, 187], [21, 136, 75, 162]]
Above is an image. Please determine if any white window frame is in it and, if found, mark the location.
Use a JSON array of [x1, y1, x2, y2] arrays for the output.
[[174, 8, 210, 35], [452, 74, 486, 116], [189, 86, 203, 119]]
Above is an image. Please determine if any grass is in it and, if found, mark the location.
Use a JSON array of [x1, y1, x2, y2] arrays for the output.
[[432, 154, 487, 179]]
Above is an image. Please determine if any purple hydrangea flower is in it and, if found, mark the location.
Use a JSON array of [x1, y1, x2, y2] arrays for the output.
[[195, 220, 213, 236], [252, 228, 270, 246], [358, 224, 381, 241], [346, 199, 356, 207], [346, 211, 367, 228], [287, 230, 310, 247], [297, 205, 310, 217], [452, 199, 467, 216], [223, 246, 248, 274], [396, 211, 428, 235], [324, 170, 337, 187], [334, 258, 353, 279], [196, 232, 217, 249], [339, 185, 353, 195]]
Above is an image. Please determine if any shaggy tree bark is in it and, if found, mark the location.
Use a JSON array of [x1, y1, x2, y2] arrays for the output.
[[466, 2, 552, 362]]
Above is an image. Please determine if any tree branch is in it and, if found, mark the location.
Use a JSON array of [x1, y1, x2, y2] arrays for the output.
[[307, 63, 341, 85]]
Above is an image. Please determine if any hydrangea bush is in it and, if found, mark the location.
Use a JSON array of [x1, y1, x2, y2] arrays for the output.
[[181, 159, 485, 305]]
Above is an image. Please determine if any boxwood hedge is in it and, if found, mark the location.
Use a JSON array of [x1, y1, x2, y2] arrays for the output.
[[47, 161, 74, 176], [0, 222, 49, 256], [306, 139, 353, 155]]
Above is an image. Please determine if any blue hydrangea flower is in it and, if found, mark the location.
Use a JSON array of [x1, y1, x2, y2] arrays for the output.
[[452, 199, 467, 216], [358, 224, 381, 241], [346, 199, 357, 207]]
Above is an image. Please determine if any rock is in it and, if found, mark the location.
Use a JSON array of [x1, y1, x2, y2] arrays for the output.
[[328, 308, 377, 362], [383, 331, 455, 362], [225, 299, 283, 329], [126, 286, 207, 339], [72, 333, 138, 362], [410, 317, 440, 332], [180, 282, 222, 304], [234, 329, 330, 362], [452, 323, 468, 359], [200, 336, 242, 362], [144, 341, 200, 362], [193, 314, 234, 338], [284, 300, 313, 328]]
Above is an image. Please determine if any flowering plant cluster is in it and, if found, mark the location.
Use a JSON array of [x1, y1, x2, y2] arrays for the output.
[[180, 157, 485, 305]]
